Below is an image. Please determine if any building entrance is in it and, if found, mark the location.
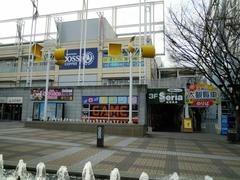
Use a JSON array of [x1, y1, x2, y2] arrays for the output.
[[150, 104, 183, 132], [189, 107, 206, 132], [147, 88, 185, 132], [0, 104, 22, 121]]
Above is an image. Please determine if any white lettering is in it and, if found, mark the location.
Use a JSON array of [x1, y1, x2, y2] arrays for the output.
[[159, 92, 165, 103]]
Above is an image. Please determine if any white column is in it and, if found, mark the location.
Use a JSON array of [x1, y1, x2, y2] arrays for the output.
[[185, 103, 190, 118], [43, 50, 51, 121], [129, 52, 133, 124]]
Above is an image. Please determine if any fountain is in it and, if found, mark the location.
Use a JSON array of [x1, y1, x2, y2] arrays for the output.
[[0, 154, 3, 177], [0, 154, 214, 180], [205, 175, 214, 180], [57, 166, 70, 180], [15, 159, 28, 179], [36, 162, 46, 180], [110, 168, 120, 180], [169, 172, 179, 180], [82, 161, 95, 180], [139, 172, 149, 180]]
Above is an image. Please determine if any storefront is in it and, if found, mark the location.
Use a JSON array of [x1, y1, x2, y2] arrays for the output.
[[147, 88, 184, 132], [31, 88, 73, 120], [0, 97, 23, 121], [185, 83, 221, 132]]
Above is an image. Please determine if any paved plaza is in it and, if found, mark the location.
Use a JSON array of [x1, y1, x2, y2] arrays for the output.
[[0, 122, 240, 179]]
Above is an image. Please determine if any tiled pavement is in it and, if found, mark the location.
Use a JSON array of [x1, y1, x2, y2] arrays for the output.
[[0, 122, 240, 179]]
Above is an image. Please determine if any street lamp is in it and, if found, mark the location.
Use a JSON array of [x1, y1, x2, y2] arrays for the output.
[[128, 37, 136, 124], [108, 37, 155, 125], [39, 42, 65, 121], [128, 37, 155, 124]]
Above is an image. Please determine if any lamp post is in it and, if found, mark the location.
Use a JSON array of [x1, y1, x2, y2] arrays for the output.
[[43, 49, 51, 121], [129, 52, 133, 124]]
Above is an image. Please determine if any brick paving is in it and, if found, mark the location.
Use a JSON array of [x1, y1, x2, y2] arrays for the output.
[[0, 122, 240, 179]]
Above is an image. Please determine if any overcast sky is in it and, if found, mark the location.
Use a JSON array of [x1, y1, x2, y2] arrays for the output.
[[0, 0, 189, 20]]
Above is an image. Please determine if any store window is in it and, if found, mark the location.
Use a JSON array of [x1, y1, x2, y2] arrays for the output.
[[82, 96, 138, 124]]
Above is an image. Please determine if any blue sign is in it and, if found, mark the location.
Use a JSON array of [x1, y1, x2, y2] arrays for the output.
[[82, 96, 100, 104], [221, 115, 228, 135], [60, 48, 98, 70]]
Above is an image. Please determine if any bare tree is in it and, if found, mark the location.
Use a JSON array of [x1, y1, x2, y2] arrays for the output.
[[166, 0, 240, 137]]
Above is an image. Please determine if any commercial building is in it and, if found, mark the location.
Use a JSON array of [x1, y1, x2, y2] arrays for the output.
[[0, 1, 223, 135], [0, 1, 164, 136]]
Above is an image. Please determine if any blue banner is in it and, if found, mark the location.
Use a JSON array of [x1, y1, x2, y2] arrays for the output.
[[60, 48, 98, 70]]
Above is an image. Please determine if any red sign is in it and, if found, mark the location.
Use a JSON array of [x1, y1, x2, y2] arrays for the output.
[[90, 105, 129, 117], [192, 100, 214, 106]]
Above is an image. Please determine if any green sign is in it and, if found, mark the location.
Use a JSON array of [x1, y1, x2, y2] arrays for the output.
[[147, 88, 184, 104]]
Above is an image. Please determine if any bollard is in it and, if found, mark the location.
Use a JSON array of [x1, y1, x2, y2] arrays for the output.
[[97, 125, 104, 147]]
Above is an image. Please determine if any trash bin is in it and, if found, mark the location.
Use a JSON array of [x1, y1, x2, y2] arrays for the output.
[[227, 129, 237, 143], [227, 116, 237, 143], [97, 125, 104, 147]]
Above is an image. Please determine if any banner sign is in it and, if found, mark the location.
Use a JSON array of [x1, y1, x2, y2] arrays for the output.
[[0, 97, 22, 104], [60, 48, 98, 70], [183, 118, 193, 133], [31, 88, 73, 101], [147, 88, 184, 104], [102, 49, 144, 68], [185, 84, 220, 106], [82, 96, 138, 104]]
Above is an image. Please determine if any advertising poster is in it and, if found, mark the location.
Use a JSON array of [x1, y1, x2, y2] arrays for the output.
[[31, 88, 73, 101], [102, 49, 144, 68], [109, 96, 118, 104], [185, 84, 221, 106], [82, 96, 138, 105], [117, 96, 128, 104], [99, 96, 108, 104], [60, 48, 98, 70], [82, 96, 99, 104]]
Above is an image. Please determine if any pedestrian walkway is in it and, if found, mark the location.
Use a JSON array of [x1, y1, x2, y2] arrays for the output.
[[0, 122, 239, 179]]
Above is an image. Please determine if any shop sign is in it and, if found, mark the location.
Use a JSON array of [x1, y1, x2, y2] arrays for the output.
[[31, 88, 73, 101], [147, 88, 184, 104], [0, 97, 22, 104], [90, 105, 129, 117], [191, 100, 214, 106], [60, 48, 98, 70], [7, 97, 23, 104], [102, 49, 144, 68], [186, 84, 220, 106]]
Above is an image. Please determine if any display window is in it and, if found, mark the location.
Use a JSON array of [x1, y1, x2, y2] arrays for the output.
[[82, 96, 138, 124]]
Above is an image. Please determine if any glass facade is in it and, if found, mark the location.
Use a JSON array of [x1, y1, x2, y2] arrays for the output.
[[0, 60, 17, 73]]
